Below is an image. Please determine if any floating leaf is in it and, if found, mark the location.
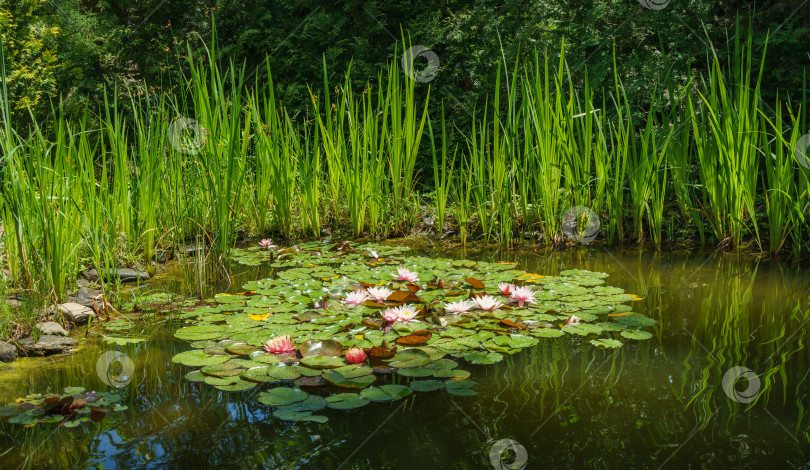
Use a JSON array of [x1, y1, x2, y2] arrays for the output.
[[298, 339, 343, 358], [620, 330, 653, 340], [590, 338, 622, 348], [258, 388, 308, 406], [360, 385, 413, 402], [445, 380, 477, 396], [326, 393, 370, 410], [172, 350, 231, 367], [409, 380, 446, 392], [300, 356, 346, 370]]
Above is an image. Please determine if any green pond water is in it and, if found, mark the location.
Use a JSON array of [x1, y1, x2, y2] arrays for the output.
[[1, 242, 809, 469]]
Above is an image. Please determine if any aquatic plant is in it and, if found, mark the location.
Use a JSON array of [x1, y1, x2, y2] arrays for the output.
[[366, 286, 393, 303], [177, 249, 653, 420], [394, 267, 419, 283], [0, 387, 127, 428], [342, 290, 370, 307], [498, 283, 514, 296], [474, 295, 504, 312], [444, 300, 476, 314], [259, 239, 275, 249], [509, 286, 536, 307], [264, 335, 296, 354], [345, 348, 367, 364]]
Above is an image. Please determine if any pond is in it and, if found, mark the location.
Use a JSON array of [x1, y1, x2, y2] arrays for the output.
[[0, 241, 808, 469]]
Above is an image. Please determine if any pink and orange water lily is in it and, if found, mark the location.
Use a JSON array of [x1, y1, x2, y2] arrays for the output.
[[264, 335, 296, 354], [258, 238, 275, 249]]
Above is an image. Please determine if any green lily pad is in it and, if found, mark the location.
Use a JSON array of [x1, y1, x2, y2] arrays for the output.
[[433, 369, 471, 379], [360, 385, 413, 402], [172, 350, 231, 367], [409, 380, 446, 392], [298, 339, 344, 357], [621, 330, 653, 340], [615, 314, 658, 327], [396, 367, 435, 378], [265, 365, 302, 381], [258, 388, 308, 406], [322, 370, 376, 388], [326, 393, 370, 410], [590, 338, 622, 348], [300, 356, 346, 370], [445, 380, 477, 396], [463, 351, 504, 365], [272, 409, 328, 423]]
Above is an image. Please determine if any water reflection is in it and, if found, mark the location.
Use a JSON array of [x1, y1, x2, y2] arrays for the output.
[[1, 244, 809, 468]]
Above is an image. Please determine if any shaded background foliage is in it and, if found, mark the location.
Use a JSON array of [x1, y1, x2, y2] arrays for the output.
[[2, 0, 809, 147]]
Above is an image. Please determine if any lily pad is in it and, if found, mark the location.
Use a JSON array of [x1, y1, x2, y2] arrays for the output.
[[360, 385, 413, 402], [258, 388, 308, 406], [621, 330, 653, 340], [326, 393, 370, 410], [172, 350, 231, 367], [300, 356, 347, 370], [298, 339, 344, 358], [409, 380, 446, 392]]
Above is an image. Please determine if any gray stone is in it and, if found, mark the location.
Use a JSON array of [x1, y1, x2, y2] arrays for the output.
[[156, 247, 174, 263], [0, 341, 16, 362], [83, 268, 149, 283], [36, 321, 68, 336], [56, 302, 96, 326], [18, 335, 78, 356]]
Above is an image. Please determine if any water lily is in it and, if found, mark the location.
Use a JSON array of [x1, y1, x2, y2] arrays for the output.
[[380, 305, 420, 323], [395, 304, 420, 322], [444, 300, 476, 314], [366, 286, 393, 303], [498, 283, 514, 296], [368, 248, 379, 258], [509, 286, 536, 307], [264, 335, 296, 354], [393, 267, 419, 283], [258, 238, 275, 249], [474, 295, 504, 311], [565, 315, 581, 325], [345, 347, 367, 364], [342, 290, 369, 307], [381, 308, 400, 323]]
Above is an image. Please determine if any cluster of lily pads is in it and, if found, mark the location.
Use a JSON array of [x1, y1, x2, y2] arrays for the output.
[[0, 387, 127, 427], [170, 242, 654, 422]]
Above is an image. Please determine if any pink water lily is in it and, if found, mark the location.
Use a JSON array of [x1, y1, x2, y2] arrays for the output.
[[345, 347, 367, 364], [258, 238, 275, 249], [444, 300, 476, 314], [342, 290, 370, 307], [381, 308, 400, 323], [498, 283, 514, 296], [393, 267, 419, 283], [366, 286, 393, 303], [474, 295, 504, 311], [509, 286, 536, 307], [380, 305, 420, 323], [264, 335, 296, 354]]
